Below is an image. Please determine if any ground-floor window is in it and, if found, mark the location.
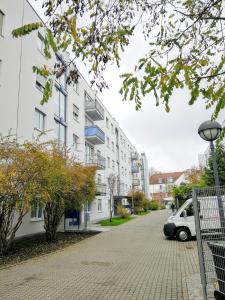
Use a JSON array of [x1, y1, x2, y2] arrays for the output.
[[87, 202, 92, 212], [98, 199, 102, 212], [30, 203, 43, 220]]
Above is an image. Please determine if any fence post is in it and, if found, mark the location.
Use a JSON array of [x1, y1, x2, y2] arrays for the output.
[[193, 188, 208, 300]]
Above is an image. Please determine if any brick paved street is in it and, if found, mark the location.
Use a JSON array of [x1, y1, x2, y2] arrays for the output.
[[0, 210, 200, 300]]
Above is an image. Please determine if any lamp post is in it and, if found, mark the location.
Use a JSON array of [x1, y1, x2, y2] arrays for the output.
[[198, 120, 224, 226], [198, 120, 222, 186]]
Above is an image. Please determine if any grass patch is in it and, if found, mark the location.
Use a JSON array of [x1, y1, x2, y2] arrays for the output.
[[0, 231, 98, 269], [100, 216, 134, 226]]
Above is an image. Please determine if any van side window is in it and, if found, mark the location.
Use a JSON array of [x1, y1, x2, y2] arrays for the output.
[[186, 203, 194, 217]]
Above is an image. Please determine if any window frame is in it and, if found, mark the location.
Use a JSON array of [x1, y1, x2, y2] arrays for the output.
[[37, 31, 44, 54], [30, 203, 43, 221], [54, 86, 67, 122], [98, 199, 102, 212], [34, 108, 45, 132], [54, 119, 67, 147], [73, 104, 79, 121], [73, 134, 79, 151], [106, 117, 109, 128], [0, 10, 5, 37]]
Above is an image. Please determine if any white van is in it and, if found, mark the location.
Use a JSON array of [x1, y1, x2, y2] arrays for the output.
[[163, 196, 224, 241]]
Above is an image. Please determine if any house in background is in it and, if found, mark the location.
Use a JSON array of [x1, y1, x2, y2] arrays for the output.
[[149, 172, 186, 204]]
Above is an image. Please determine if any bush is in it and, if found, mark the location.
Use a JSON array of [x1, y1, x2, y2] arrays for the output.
[[134, 206, 143, 215], [160, 204, 166, 210], [142, 199, 151, 212], [149, 201, 160, 210], [117, 206, 130, 219]]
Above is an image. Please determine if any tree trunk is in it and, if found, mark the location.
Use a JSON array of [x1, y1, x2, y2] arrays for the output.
[[44, 202, 64, 242], [109, 193, 113, 222]]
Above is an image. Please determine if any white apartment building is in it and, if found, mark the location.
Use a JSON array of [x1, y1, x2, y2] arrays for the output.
[[0, 0, 149, 237]]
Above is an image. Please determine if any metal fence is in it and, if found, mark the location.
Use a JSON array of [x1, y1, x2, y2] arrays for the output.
[[193, 186, 225, 300]]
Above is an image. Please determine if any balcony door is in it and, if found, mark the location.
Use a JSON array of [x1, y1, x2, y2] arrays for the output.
[[85, 143, 94, 162]]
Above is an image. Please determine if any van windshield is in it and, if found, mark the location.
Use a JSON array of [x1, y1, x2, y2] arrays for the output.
[[174, 200, 192, 216]]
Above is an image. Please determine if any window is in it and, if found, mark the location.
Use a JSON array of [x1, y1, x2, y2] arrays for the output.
[[167, 177, 174, 183], [87, 202, 92, 212], [37, 32, 44, 53], [73, 134, 79, 150], [73, 104, 79, 121], [0, 60, 2, 86], [55, 87, 66, 121], [54, 120, 66, 146], [85, 116, 93, 126], [98, 199, 102, 212], [112, 160, 115, 171], [107, 137, 109, 148], [36, 74, 46, 92], [31, 203, 42, 220], [74, 80, 79, 94], [158, 178, 163, 184], [106, 117, 109, 128], [107, 157, 110, 168], [111, 123, 114, 134], [97, 174, 102, 184], [181, 203, 194, 217], [112, 141, 114, 152], [34, 109, 45, 132], [56, 56, 66, 89], [0, 11, 4, 36], [85, 143, 94, 157]]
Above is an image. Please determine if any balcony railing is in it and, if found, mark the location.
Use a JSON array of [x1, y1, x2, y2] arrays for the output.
[[132, 178, 140, 186], [96, 183, 107, 195], [131, 165, 139, 173], [131, 152, 138, 160], [86, 154, 106, 170], [85, 125, 105, 145], [85, 95, 104, 121]]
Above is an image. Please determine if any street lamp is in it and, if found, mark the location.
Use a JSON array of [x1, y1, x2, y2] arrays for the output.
[[198, 120, 222, 187], [198, 120, 224, 228]]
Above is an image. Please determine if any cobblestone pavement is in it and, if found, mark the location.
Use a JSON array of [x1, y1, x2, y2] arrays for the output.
[[0, 210, 200, 300]]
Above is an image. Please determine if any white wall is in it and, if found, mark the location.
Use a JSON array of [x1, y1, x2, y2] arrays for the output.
[[0, 0, 150, 235]]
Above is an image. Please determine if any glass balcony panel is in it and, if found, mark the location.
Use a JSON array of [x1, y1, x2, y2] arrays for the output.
[[131, 152, 138, 160], [85, 95, 104, 121], [85, 125, 105, 145], [86, 154, 106, 170], [131, 165, 139, 173]]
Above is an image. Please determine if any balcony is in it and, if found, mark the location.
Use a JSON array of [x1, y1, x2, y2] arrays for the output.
[[131, 165, 139, 173], [86, 154, 106, 170], [132, 178, 140, 186], [96, 183, 107, 195], [131, 152, 138, 160], [85, 95, 104, 121], [85, 125, 105, 145]]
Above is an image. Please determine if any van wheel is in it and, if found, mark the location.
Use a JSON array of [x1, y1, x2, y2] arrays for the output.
[[176, 228, 190, 242]]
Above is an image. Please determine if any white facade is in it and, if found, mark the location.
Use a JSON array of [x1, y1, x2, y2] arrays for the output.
[[149, 172, 186, 202], [0, 0, 149, 236]]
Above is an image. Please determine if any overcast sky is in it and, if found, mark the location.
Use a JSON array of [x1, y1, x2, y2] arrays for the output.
[[30, 0, 225, 173]]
